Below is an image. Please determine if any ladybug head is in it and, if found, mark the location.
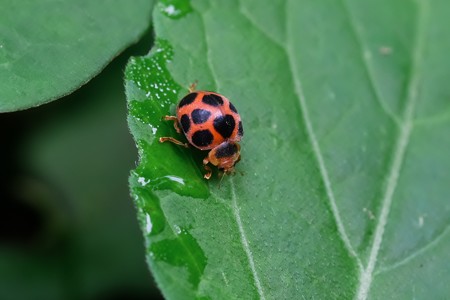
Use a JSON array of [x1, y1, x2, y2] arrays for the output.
[[208, 141, 241, 175]]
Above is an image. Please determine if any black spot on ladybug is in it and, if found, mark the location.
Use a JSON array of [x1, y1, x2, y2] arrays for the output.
[[202, 94, 224, 107], [191, 109, 211, 124], [192, 130, 214, 147], [215, 142, 238, 158], [229, 102, 238, 113], [238, 121, 244, 137], [180, 114, 190, 133], [178, 93, 197, 108], [213, 114, 235, 139]]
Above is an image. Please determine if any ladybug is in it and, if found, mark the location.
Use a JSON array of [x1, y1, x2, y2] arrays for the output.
[[159, 83, 243, 179]]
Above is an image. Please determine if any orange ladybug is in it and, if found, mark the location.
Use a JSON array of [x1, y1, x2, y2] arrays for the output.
[[159, 83, 243, 179]]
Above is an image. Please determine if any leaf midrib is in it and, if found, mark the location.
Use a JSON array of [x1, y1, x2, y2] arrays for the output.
[[284, 0, 363, 270], [351, 0, 427, 298], [281, 0, 426, 299]]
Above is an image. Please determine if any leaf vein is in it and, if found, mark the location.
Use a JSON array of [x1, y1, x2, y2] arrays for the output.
[[355, 1, 428, 298], [375, 222, 450, 276], [230, 179, 266, 300], [285, 0, 363, 272], [341, 0, 401, 125], [198, 9, 220, 91], [199, 8, 265, 298], [414, 110, 450, 126], [237, 0, 283, 47]]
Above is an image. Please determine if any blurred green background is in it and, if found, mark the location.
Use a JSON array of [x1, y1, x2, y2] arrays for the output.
[[0, 28, 163, 300]]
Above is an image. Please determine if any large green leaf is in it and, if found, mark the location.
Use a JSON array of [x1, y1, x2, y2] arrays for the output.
[[0, 0, 153, 112], [126, 0, 450, 299]]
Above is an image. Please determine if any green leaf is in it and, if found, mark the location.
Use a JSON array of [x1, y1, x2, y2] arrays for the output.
[[126, 0, 450, 299], [0, 0, 154, 112], [0, 44, 160, 299]]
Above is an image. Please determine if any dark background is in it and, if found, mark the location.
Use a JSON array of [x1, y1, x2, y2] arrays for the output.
[[0, 28, 164, 300]]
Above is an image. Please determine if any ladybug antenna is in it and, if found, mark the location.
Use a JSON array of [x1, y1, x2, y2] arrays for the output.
[[188, 81, 198, 93]]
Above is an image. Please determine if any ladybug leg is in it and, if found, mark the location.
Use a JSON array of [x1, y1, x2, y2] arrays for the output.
[[202, 157, 212, 180], [163, 115, 181, 134], [159, 137, 189, 148], [188, 81, 198, 93], [218, 170, 226, 189]]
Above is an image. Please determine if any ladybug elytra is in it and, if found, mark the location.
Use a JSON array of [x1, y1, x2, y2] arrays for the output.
[[159, 83, 243, 179]]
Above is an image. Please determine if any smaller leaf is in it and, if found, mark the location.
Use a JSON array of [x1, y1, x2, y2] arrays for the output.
[[0, 0, 154, 112]]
